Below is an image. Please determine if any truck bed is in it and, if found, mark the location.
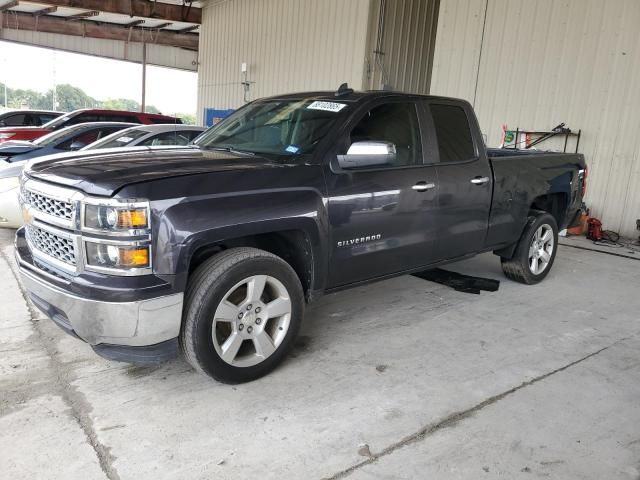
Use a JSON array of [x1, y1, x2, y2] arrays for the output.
[[485, 148, 585, 248]]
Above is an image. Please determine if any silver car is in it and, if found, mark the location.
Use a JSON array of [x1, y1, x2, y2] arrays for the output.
[[82, 124, 206, 150]]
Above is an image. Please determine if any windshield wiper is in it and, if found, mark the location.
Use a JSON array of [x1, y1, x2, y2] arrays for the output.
[[206, 146, 256, 156]]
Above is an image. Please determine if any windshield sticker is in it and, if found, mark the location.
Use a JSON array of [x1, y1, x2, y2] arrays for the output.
[[285, 145, 300, 154], [307, 101, 347, 113], [117, 137, 133, 143]]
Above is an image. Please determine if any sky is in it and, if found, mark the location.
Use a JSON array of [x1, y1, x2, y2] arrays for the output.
[[0, 41, 197, 116]]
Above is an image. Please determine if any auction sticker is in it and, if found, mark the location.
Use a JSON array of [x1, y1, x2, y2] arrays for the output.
[[307, 101, 347, 112]]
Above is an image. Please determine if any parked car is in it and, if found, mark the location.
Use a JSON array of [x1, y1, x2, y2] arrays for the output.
[[0, 110, 64, 128], [15, 88, 586, 383], [0, 122, 135, 228], [0, 108, 182, 143], [82, 124, 206, 150]]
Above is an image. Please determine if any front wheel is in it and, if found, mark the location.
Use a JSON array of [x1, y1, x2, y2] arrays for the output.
[[180, 247, 304, 383], [501, 212, 558, 285]]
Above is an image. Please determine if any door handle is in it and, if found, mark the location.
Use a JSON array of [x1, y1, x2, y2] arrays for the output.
[[470, 176, 490, 185], [412, 181, 436, 192]]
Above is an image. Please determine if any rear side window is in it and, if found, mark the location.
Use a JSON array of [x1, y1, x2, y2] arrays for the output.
[[2, 114, 26, 126], [430, 104, 475, 163]]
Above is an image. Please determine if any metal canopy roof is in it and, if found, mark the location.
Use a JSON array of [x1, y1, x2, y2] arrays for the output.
[[0, 1, 202, 70]]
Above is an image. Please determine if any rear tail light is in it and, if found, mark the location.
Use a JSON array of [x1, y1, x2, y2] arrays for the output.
[[581, 166, 588, 197]]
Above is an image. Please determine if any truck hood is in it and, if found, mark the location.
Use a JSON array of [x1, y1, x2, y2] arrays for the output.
[[24, 146, 286, 196]]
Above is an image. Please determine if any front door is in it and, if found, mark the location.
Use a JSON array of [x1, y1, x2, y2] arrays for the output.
[[325, 99, 439, 288]]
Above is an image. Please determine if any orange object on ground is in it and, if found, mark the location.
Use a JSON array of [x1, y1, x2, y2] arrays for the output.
[[567, 213, 589, 236]]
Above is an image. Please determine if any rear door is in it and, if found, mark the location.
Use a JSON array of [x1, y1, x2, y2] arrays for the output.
[[425, 101, 492, 259], [325, 98, 440, 287]]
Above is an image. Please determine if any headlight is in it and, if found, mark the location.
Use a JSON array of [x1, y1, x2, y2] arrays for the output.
[[0, 176, 19, 193], [84, 203, 149, 231], [0, 133, 15, 140], [85, 242, 150, 269]]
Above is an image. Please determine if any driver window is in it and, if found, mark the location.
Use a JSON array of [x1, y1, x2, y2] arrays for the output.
[[348, 102, 422, 167]]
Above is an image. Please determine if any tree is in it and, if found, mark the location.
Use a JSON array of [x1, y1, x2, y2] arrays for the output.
[[53, 84, 99, 111], [176, 112, 196, 125]]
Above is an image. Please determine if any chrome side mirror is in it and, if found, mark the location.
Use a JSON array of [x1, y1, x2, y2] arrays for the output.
[[337, 141, 396, 169]]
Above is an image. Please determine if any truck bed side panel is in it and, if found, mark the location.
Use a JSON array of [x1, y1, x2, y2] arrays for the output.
[[486, 151, 585, 247]]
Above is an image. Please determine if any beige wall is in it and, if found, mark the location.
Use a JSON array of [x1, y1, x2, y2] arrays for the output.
[[365, 0, 440, 94], [197, 0, 371, 115], [431, 0, 640, 237]]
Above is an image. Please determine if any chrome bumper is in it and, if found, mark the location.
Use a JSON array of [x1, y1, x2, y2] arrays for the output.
[[19, 266, 183, 347]]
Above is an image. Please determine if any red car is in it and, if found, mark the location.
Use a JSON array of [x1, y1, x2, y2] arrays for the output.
[[0, 109, 182, 143]]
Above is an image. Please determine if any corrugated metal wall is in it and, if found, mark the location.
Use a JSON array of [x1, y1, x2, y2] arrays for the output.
[[0, 29, 198, 71], [430, 0, 640, 237], [365, 0, 440, 94], [197, 0, 371, 115]]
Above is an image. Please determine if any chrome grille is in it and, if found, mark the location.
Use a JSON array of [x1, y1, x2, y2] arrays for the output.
[[26, 224, 76, 266], [24, 189, 74, 221]]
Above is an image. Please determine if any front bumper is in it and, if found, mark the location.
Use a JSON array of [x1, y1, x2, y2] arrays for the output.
[[16, 228, 184, 350]]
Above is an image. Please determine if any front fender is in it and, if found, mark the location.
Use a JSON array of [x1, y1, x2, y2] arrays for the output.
[[152, 189, 328, 293]]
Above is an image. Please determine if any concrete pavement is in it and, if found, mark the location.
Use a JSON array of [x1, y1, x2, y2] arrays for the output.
[[1, 227, 639, 480]]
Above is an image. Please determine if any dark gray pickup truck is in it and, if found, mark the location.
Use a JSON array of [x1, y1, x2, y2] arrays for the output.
[[15, 87, 586, 383]]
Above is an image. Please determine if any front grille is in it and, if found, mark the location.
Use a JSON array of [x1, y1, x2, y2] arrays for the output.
[[26, 224, 76, 266], [23, 189, 74, 221]]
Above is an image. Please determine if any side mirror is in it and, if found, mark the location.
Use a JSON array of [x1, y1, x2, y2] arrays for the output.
[[336, 141, 396, 169], [69, 141, 86, 151]]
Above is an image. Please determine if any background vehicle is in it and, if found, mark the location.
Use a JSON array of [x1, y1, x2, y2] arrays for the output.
[[15, 89, 586, 383], [0, 110, 64, 128], [0, 109, 182, 143], [0, 122, 134, 228], [83, 124, 206, 150]]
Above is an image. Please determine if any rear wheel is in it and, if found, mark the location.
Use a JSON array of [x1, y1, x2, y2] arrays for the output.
[[501, 212, 558, 285], [180, 247, 304, 383]]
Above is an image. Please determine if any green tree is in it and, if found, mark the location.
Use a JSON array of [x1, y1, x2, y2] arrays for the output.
[[53, 84, 99, 111], [176, 112, 196, 125]]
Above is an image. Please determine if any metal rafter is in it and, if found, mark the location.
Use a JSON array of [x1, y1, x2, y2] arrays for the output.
[[1, 10, 199, 49], [18, 0, 201, 23]]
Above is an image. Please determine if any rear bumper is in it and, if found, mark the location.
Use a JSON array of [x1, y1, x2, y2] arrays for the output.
[[16, 227, 184, 355]]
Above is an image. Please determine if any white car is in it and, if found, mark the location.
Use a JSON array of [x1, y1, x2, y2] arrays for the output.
[[82, 124, 206, 150], [0, 174, 21, 228]]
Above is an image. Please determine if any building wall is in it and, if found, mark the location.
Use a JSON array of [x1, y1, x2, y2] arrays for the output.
[[197, 0, 371, 116], [365, 0, 440, 94], [431, 0, 640, 237]]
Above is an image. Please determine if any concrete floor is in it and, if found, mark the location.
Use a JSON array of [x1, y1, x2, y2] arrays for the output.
[[1, 227, 639, 480]]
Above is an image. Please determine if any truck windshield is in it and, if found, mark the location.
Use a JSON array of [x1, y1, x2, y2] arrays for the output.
[[194, 99, 348, 156]]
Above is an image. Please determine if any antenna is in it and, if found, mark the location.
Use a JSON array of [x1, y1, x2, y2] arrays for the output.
[[335, 83, 354, 97]]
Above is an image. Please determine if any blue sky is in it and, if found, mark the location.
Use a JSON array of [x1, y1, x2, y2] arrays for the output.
[[1, 41, 197, 115]]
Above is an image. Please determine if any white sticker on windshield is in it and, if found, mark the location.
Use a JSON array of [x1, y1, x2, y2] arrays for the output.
[[117, 137, 133, 143], [307, 101, 347, 113]]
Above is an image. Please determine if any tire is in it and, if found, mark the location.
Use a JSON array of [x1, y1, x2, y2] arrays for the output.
[[180, 247, 304, 383], [501, 212, 559, 285]]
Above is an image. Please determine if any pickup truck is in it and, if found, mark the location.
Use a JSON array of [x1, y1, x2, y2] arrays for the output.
[[14, 87, 587, 383]]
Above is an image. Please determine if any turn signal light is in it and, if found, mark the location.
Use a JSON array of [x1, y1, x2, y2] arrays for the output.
[[117, 209, 148, 229], [119, 247, 149, 267]]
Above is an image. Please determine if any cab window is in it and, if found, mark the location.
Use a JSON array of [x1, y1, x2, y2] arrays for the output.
[[346, 102, 422, 167], [429, 104, 475, 163]]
